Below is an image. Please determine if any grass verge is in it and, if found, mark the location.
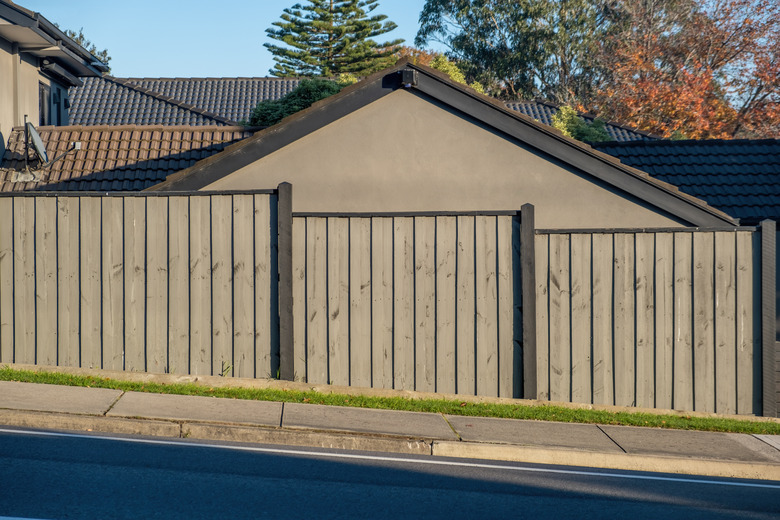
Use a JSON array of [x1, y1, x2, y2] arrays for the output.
[[1, 366, 778, 435]]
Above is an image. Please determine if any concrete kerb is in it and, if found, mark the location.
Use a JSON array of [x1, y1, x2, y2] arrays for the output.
[[432, 441, 780, 481], [6, 363, 780, 425]]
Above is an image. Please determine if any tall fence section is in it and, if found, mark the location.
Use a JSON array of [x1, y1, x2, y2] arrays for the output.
[[1, 186, 777, 416], [0, 192, 279, 379]]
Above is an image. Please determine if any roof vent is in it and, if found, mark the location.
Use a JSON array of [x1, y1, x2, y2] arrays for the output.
[[400, 69, 418, 88]]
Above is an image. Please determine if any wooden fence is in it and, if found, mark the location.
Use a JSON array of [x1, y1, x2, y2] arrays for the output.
[[533, 228, 765, 415], [291, 212, 523, 397], [0, 191, 279, 379], [2, 188, 777, 416]]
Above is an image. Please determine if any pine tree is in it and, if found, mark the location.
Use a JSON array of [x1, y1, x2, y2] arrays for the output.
[[265, 0, 403, 77]]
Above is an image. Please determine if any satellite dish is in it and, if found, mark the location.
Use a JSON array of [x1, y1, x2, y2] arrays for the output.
[[25, 122, 49, 164]]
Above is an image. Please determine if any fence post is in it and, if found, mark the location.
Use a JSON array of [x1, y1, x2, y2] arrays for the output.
[[278, 183, 295, 381], [760, 220, 777, 417], [520, 203, 537, 399]]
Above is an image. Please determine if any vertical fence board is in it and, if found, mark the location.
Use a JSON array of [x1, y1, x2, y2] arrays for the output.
[[735, 231, 755, 414], [673, 233, 694, 411], [124, 197, 146, 372], [535, 234, 550, 401], [436, 216, 457, 394], [145, 197, 168, 374], [613, 233, 635, 407], [35, 198, 57, 366], [211, 196, 233, 377], [394, 217, 415, 390], [635, 233, 655, 408], [168, 196, 189, 375], [570, 233, 591, 404], [715, 232, 737, 414], [327, 218, 349, 386], [232, 195, 254, 378], [415, 217, 437, 392], [292, 217, 307, 380], [255, 194, 274, 379], [693, 232, 715, 412], [497, 216, 515, 398], [350, 218, 372, 388], [456, 216, 476, 395], [475, 216, 499, 397], [591, 234, 613, 405], [13, 198, 35, 364], [548, 233, 570, 402], [0, 199, 12, 363], [654, 233, 674, 409], [79, 197, 102, 368], [101, 197, 124, 370], [189, 196, 212, 375], [56, 197, 80, 367], [371, 218, 394, 389], [307, 217, 328, 384]]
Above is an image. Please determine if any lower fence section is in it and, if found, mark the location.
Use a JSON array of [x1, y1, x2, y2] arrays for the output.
[[291, 213, 522, 397], [535, 228, 762, 415], [0, 192, 279, 379]]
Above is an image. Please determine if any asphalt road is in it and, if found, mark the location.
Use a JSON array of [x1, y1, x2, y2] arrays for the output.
[[0, 427, 778, 520]]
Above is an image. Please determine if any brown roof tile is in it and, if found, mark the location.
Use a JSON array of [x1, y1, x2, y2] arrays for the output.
[[0, 124, 254, 192]]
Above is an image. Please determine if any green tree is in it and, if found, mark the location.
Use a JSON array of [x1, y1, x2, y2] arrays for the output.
[[551, 105, 611, 142], [248, 77, 354, 127], [265, 0, 403, 77], [415, 0, 607, 102], [56, 26, 111, 72]]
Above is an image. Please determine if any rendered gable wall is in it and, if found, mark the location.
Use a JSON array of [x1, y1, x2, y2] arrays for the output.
[[203, 90, 685, 229]]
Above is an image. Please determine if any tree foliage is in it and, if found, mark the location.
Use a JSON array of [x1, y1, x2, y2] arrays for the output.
[[551, 105, 611, 142], [248, 78, 348, 127], [57, 26, 111, 72], [415, 0, 606, 103], [265, 0, 403, 77], [594, 0, 780, 138], [416, 0, 780, 138]]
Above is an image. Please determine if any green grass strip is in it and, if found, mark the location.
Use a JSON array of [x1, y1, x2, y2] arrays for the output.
[[2, 366, 778, 435]]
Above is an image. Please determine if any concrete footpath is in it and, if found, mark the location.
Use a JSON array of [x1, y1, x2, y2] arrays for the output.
[[1, 379, 779, 482]]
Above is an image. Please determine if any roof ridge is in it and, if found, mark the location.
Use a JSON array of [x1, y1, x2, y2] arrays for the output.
[[102, 76, 242, 126], [122, 77, 299, 82], [595, 138, 780, 148], [11, 124, 253, 132]]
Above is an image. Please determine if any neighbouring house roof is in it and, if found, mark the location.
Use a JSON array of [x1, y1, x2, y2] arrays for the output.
[[69, 75, 656, 141], [593, 139, 780, 224], [150, 60, 736, 228], [0, 0, 108, 85], [505, 100, 660, 142], [0, 125, 253, 191], [69, 76, 302, 126]]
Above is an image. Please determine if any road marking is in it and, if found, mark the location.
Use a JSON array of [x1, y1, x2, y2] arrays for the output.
[[1, 427, 778, 490]]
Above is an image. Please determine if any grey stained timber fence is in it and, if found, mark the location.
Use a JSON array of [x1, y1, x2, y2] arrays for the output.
[[0, 191, 280, 379], [534, 227, 772, 416], [290, 212, 523, 397]]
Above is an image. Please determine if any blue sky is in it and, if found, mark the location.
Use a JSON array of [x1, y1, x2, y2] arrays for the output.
[[19, 0, 442, 77]]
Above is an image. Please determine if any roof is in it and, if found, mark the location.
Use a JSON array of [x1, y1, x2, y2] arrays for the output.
[[149, 60, 736, 228], [69, 76, 302, 126], [0, 125, 253, 191], [505, 100, 660, 142], [0, 0, 108, 85], [593, 139, 780, 224], [69, 76, 655, 142]]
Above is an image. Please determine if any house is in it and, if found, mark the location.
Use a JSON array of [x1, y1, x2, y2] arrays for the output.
[[148, 60, 734, 230], [0, 0, 108, 155]]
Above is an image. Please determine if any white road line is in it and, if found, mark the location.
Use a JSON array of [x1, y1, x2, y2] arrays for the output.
[[1, 427, 778, 490]]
